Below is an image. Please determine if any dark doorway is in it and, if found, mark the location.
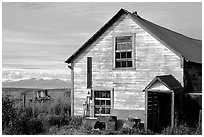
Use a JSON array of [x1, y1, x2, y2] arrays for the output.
[[158, 93, 171, 131], [147, 91, 172, 132]]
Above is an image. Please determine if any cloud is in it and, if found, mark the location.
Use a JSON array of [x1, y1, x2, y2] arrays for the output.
[[3, 29, 69, 45], [2, 27, 82, 72], [3, 2, 56, 11], [2, 68, 70, 82], [2, 2, 201, 83]]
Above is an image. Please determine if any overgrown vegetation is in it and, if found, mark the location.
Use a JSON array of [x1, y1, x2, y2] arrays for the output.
[[161, 123, 202, 135], [46, 123, 201, 135], [2, 91, 72, 135], [2, 90, 202, 135]]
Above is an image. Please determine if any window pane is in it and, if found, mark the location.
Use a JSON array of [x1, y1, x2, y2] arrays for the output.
[[116, 36, 132, 43], [127, 52, 132, 58], [101, 108, 105, 114], [126, 43, 132, 50], [116, 36, 132, 51], [95, 91, 99, 98], [106, 100, 111, 105], [105, 108, 110, 114], [122, 61, 126, 67], [106, 91, 110, 98], [95, 107, 100, 114], [116, 43, 121, 50], [127, 61, 132, 67], [101, 100, 105, 105], [95, 100, 100, 105], [116, 60, 132, 68], [116, 53, 120, 59], [116, 61, 121, 68], [120, 44, 127, 50], [102, 91, 106, 98], [98, 91, 102, 98], [121, 52, 126, 58], [95, 91, 102, 98]]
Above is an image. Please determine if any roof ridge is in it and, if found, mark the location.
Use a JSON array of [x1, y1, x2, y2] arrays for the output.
[[128, 11, 201, 42], [134, 13, 201, 43], [128, 11, 201, 63], [65, 8, 128, 63], [65, 8, 202, 64]]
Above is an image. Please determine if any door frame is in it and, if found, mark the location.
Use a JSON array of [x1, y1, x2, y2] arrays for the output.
[[145, 90, 174, 131]]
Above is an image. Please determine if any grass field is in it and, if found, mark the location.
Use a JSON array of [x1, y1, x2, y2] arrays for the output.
[[2, 87, 71, 113], [2, 87, 71, 99], [2, 87, 73, 134]]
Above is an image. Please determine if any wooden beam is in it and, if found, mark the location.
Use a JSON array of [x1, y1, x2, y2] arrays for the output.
[[91, 90, 95, 117], [112, 36, 116, 69], [132, 33, 136, 68], [144, 91, 148, 130], [71, 63, 74, 117], [199, 110, 202, 128], [111, 88, 114, 109], [146, 89, 172, 93], [171, 91, 174, 128], [87, 57, 92, 89], [23, 93, 26, 108]]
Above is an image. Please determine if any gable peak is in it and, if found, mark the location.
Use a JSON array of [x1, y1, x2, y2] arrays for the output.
[[132, 11, 138, 16]]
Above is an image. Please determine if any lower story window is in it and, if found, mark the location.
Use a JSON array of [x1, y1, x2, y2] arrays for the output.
[[94, 90, 111, 116]]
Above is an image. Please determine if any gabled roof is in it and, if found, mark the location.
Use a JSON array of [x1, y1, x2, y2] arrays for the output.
[[65, 8, 202, 64], [143, 74, 183, 91]]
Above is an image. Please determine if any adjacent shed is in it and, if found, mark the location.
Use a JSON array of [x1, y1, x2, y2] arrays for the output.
[[143, 74, 184, 132]]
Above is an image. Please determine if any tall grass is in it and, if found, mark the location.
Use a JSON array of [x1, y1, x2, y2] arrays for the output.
[[161, 123, 202, 135], [2, 92, 202, 135], [25, 90, 71, 116], [2, 91, 72, 135]]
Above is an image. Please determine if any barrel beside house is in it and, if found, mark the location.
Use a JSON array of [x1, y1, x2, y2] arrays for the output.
[[65, 8, 202, 130]]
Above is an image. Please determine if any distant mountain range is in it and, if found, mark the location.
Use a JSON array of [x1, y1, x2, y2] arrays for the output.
[[2, 78, 71, 89]]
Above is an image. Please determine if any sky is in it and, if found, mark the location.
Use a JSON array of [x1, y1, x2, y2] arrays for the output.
[[2, 2, 202, 82]]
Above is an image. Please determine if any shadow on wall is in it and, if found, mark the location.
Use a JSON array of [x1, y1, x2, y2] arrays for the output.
[[184, 93, 202, 127]]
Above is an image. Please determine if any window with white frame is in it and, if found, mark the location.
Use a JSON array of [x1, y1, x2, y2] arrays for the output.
[[114, 35, 134, 68], [94, 90, 111, 116]]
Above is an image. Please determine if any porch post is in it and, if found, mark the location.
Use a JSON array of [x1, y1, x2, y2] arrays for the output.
[[70, 63, 74, 117], [171, 91, 174, 128], [144, 90, 148, 130]]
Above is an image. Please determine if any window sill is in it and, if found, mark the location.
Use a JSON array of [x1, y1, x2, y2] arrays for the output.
[[95, 114, 111, 116], [112, 67, 136, 71]]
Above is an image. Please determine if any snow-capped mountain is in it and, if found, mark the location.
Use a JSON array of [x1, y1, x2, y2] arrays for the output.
[[2, 78, 71, 89]]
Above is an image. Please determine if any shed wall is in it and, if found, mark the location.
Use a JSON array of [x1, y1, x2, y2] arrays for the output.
[[184, 61, 202, 92]]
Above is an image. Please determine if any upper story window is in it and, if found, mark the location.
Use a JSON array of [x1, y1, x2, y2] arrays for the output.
[[114, 35, 135, 69]]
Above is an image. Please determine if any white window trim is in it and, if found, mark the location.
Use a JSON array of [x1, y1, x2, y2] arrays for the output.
[[112, 33, 136, 70], [92, 88, 114, 116]]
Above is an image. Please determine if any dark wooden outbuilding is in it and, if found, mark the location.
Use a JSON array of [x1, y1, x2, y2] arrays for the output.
[[143, 74, 184, 132]]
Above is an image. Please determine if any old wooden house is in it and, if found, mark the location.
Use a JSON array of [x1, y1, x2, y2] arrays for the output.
[[65, 8, 202, 131]]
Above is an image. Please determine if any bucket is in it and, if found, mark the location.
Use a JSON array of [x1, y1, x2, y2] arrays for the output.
[[82, 117, 100, 129]]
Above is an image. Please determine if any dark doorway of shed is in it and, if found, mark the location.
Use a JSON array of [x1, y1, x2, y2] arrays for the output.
[[147, 91, 172, 132]]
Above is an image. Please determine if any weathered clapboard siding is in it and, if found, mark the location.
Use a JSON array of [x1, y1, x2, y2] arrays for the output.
[[73, 14, 183, 115]]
